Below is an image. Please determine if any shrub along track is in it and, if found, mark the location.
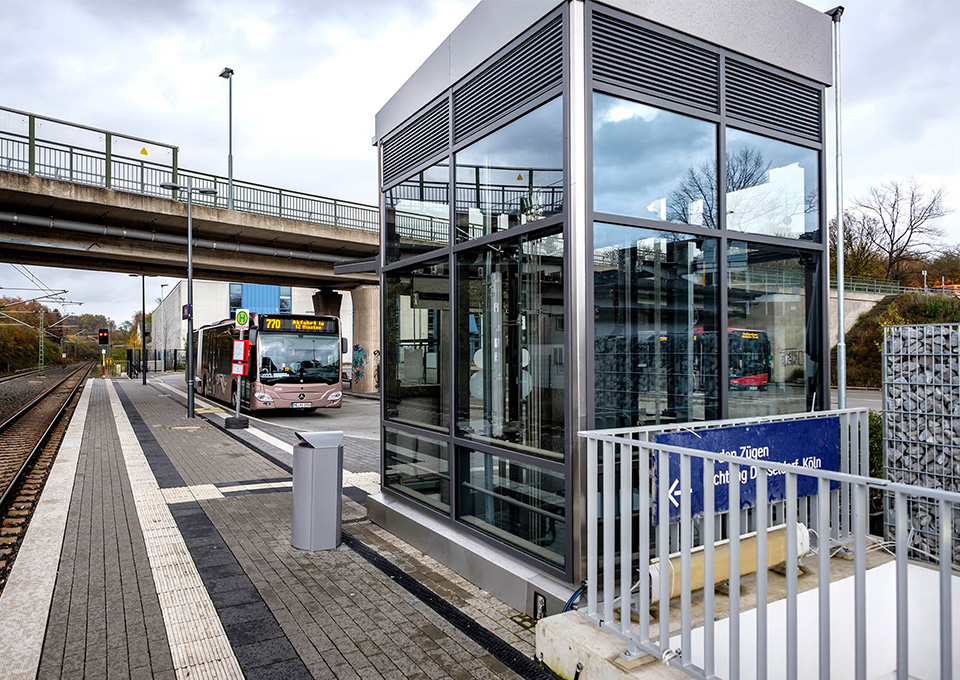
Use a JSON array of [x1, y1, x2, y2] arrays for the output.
[[0, 363, 92, 594]]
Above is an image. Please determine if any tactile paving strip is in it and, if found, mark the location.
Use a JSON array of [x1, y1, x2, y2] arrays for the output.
[[104, 380, 243, 679]]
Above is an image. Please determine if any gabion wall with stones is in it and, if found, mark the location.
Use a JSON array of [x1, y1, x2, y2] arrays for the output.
[[883, 323, 960, 567]]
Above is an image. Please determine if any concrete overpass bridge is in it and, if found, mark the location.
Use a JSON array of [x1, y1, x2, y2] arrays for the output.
[[0, 106, 380, 289], [0, 106, 382, 391]]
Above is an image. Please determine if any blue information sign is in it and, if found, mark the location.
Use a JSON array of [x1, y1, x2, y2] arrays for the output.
[[653, 417, 840, 524]]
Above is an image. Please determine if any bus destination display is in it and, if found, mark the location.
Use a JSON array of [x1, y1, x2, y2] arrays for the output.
[[260, 317, 338, 334]]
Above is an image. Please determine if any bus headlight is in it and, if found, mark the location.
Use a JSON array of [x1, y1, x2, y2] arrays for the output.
[[254, 392, 274, 403], [328, 391, 342, 401]]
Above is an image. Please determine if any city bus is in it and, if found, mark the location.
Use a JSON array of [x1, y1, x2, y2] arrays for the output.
[[687, 328, 772, 390], [628, 327, 772, 392], [195, 313, 346, 412], [726, 328, 772, 389]]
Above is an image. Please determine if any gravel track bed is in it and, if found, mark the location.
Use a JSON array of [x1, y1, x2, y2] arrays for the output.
[[0, 366, 76, 423]]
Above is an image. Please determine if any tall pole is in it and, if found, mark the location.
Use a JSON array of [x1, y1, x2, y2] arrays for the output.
[[38, 310, 44, 376], [830, 6, 846, 409], [228, 73, 234, 210], [141, 274, 147, 385], [160, 283, 168, 371], [187, 176, 196, 418]]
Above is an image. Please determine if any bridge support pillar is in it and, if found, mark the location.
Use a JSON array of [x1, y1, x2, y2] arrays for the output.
[[311, 289, 342, 317], [349, 285, 380, 395]]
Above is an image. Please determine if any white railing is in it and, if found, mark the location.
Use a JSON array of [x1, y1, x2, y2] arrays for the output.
[[580, 409, 958, 680]]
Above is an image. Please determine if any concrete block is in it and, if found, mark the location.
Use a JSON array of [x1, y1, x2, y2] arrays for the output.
[[536, 612, 686, 680]]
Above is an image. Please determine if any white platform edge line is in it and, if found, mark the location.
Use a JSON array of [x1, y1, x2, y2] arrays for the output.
[[0, 376, 94, 680], [105, 380, 243, 679]]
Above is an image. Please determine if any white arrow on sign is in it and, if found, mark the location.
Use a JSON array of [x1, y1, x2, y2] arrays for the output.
[[669, 479, 682, 507]]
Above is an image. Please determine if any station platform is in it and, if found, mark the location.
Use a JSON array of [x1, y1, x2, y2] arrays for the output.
[[0, 376, 550, 680]]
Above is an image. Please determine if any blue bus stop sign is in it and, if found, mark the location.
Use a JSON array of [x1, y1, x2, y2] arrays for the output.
[[653, 417, 840, 524]]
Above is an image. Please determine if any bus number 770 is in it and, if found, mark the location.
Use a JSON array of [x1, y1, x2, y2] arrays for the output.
[[264, 318, 282, 330]]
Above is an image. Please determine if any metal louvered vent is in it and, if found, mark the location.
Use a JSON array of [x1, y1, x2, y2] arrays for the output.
[[382, 100, 448, 186], [591, 12, 719, 113], [725, 59, 821, 142], [454, 16, 563, 143]]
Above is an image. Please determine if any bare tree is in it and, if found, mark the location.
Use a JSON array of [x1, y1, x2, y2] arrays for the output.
[[667, 146, 772, 229], [854, 179, 951, 280], [829, 210, 885, 279]]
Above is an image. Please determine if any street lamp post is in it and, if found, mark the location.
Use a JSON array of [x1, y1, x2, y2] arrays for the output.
[[161, 177, 217, 418], [129, 273, 147, 385], [219, 67, 235, 210], [159, 283, 169, 371], [142, 274, 147, 385], [827, 5, 846, 410]]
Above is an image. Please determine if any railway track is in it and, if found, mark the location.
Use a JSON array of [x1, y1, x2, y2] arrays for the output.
[[0, 368, 42, 385], [0, 362, 92, 593]]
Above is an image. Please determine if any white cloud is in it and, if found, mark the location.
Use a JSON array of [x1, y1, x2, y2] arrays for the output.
[[3, 0, 960, 323]]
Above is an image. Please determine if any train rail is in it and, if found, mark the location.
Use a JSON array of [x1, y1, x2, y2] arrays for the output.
[[0, 363, 92, 516], [0, 363, 92, 592], [0, 368, 42, 385]]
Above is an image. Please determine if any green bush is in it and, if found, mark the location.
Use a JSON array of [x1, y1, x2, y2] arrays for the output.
[[868, 410, 883, 479], [837, 292, 960, 388], [897, 293, 960, 322]]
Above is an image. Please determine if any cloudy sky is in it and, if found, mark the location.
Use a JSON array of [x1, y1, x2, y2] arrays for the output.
[[1, 0, 958, 323]]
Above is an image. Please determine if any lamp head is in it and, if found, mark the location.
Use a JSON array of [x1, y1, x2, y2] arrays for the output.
[[826, 5, 844, 21], [199, 188, 218, 196], [160, 182, 183, 191], [219, 67, 234, 79]]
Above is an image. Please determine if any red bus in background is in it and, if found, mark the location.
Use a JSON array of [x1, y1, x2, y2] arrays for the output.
[[689, 328, 772, 391], [727, 328, 772, 390], [195, 313, 346, 412]]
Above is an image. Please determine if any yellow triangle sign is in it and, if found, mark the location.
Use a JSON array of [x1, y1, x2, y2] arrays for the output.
[[517, 173, 523, 181], [140, 147, 148, 156]]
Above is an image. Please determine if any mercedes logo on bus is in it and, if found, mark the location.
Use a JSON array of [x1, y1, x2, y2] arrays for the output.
[[298, 393, 306, 401]]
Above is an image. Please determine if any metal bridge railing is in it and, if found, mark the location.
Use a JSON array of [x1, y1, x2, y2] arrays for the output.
[[830, 274, 903, 295], [580, 409, 958, 680], [0, 105, 380, 233]]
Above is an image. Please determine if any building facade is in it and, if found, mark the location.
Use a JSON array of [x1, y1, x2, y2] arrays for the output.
[[151, 281, 355, 364], [373, 0, 833, 598]]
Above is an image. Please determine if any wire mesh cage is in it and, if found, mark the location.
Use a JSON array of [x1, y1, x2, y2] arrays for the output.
[[883, 323, 960, 566]]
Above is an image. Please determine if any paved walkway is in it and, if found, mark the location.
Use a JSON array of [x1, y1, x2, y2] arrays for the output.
[[0, 378, 546, 680]]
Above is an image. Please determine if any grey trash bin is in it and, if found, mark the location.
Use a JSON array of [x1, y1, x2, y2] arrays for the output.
[[292, 431, 343, 550]]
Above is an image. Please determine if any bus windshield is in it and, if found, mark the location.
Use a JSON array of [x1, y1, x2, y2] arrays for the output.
[[258, 334, 340, 385], [729, 332, 770, 378]]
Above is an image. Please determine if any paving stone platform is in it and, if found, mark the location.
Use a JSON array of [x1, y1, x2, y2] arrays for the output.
[[1, 377, 549, 680]]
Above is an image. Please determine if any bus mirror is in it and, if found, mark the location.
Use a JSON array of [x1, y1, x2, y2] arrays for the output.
[[341, 337, 348, 355], [248, 328, 257, 345]]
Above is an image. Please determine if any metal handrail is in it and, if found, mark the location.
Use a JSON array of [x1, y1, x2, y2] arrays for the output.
[[829, 274, 903, 295], [0, 106, 382, 233], [580, 409, 957, 680], [0, 105, 176, 149]]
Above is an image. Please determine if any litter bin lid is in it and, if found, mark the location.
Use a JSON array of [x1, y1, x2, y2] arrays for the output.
[[295, 431, 343, 448]]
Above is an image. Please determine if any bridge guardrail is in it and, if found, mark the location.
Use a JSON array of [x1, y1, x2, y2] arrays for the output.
[[0, 106, 381, 233]]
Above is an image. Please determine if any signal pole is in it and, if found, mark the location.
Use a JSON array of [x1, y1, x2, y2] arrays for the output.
[[38, 311, 44, 376]]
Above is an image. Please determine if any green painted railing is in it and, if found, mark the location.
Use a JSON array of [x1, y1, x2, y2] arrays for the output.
[[0, 105, 380, 232]]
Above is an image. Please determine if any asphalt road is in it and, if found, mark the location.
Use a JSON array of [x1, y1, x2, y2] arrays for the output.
[[151, 372, 381, 440], [246, 393, 381, 439], [830, 388, 882, 411]]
